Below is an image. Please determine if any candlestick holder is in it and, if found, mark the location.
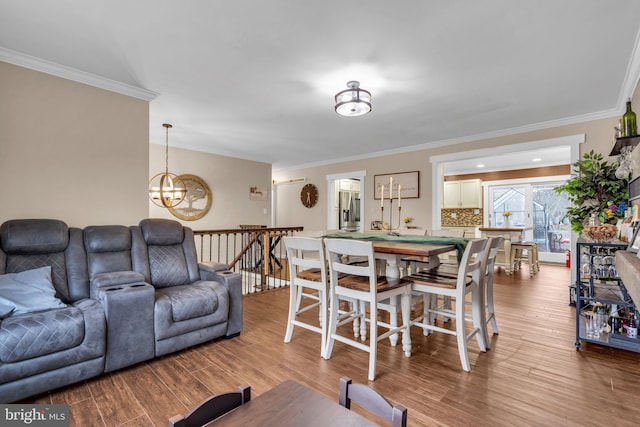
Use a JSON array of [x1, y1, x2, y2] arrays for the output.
[[381, 199, 402, 236]]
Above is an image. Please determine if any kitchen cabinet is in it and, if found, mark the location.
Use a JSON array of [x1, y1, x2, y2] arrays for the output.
[[443, 179, 482, 208]]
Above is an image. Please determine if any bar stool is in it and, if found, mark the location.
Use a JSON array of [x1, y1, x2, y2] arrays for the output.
[[510, 242, 539, 277]]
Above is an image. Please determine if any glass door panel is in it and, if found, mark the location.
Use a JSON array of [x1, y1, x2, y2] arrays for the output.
[[488, 185, 529, 228], [532, 183, 570, 262], [488, 180, 570, 263]]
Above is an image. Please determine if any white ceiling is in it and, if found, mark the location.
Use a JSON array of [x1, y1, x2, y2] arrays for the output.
[[2, 1, 640, 171]]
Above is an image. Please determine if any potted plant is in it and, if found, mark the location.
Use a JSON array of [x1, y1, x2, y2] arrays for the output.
[[554, 150, 628, 234]]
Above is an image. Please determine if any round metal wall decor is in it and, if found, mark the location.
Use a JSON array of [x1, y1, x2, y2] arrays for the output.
[[168, 174, 212, 221]]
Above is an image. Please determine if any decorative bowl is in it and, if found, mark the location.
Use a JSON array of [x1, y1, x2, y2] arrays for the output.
[[582, 224, 618, 243]]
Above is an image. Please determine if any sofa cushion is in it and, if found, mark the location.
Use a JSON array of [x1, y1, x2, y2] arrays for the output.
[[0, 266, 67, 316], [0, 304, 14, 319], [0, 219, 68, 254], [84, 225, 131, 253], [148, 246, 189, 287], [0, 306, 84, 363], [158, 284, 220, 321], [140, 219, 184, 245]]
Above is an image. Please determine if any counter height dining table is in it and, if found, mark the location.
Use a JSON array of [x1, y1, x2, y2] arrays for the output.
[[323, 232, 464, 278], [205, 380, 379, 426]]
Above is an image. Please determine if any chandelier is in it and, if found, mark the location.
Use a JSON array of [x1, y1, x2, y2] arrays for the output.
[[148, 123, 186, 208], [334, 81, 371, 117]]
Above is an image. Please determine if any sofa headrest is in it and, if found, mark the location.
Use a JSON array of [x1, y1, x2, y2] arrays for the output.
[[84, 225, 132, 253], [139, 219, 184, 245], [0, 219, 69, 254]]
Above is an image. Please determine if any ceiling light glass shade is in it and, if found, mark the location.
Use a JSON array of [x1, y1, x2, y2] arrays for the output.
[[149, 172, 186, 208], [148, 123, 186, 208], [335, 81, 371, 117]]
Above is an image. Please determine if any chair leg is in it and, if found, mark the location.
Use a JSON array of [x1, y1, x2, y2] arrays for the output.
[[443, 296, 452, 322], [368, 304, 377, 381], [422, 294, 431, 336], [351, 301, 360, 340], [456, 301, 471, 372], [388, 296, 399, 347], [472, 287, 487, 352], [323, 291, 339, 359], [401, 292, 412, 357], [319, 289, 328, 355], [359, 300, 367, 341], [284, 284, 298, 343], [486, 280, 499, 335]]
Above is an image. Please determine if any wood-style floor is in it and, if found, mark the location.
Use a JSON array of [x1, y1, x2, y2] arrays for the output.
[[25, 263, 640, 426]]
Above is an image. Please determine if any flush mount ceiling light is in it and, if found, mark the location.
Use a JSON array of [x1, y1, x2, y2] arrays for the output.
[[148, 123, 186, 208], [334, 80, 371, 117]]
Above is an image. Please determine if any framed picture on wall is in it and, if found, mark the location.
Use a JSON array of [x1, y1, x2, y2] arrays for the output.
[[374, 171, 419, 200]]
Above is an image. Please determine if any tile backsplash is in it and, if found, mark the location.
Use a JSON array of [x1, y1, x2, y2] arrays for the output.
[[441, 208, 483, 227]]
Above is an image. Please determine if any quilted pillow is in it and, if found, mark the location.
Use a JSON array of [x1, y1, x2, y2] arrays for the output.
[[0, 266, 67, 316]]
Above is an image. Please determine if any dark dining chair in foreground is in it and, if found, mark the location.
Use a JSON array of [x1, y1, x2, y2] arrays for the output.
[[338, 376, 407, 427], [168, 384, 251, 427]]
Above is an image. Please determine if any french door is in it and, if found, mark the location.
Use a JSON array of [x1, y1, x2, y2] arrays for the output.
[[486, 179, 570, 263]]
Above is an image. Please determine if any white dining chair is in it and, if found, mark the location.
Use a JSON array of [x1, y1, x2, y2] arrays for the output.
[[406, 238, 488, 372], [323, 238, 413, 381], [283, 236, 330, 354], [484, 236, 503, 343]]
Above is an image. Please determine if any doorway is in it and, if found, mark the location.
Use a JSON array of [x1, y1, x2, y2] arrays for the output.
[[326, 171, 367, 232], [486, 178, 570, 263]]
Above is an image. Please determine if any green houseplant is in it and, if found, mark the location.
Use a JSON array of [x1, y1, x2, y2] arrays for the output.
[[554, 150, 628, 234]]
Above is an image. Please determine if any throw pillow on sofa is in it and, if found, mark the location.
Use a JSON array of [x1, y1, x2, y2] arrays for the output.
[[0, 266, 67, 316]]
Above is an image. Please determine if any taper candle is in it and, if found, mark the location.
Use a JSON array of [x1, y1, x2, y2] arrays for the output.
[[389, 177, 393, 200], [398, 184, 402, 207], [380, 185, 384, 206]]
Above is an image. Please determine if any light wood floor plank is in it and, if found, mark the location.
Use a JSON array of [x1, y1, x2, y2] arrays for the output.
[[86, 372, 145, 426]]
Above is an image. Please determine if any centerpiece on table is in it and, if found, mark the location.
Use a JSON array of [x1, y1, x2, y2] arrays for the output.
[[502, 211, 513, 227], [554, 150, 629, 242], [403, 217, 416, 229]]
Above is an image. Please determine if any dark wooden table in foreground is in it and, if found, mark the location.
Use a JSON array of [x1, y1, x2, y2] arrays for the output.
[[206, 380, 378, 426]]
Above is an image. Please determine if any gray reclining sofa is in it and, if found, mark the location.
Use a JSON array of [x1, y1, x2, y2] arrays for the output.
[[0, 218, 242, 403]]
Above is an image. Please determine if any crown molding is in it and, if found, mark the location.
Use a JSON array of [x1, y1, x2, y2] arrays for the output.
[[0, 47, 159, 101], [273, 109, 616, 172]]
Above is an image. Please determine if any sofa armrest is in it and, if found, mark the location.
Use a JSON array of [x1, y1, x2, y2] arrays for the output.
[[206, 270, 242, 337], [90, 271, 146, 298], [198, 261, 229, 277], [97, 283, 155, 371]]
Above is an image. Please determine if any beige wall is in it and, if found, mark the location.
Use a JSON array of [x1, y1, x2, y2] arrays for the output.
[[149, 145, 272, 229], [0, 62, 149, 227], [274, 116, 624, 233], [0, 63, 273, 231]]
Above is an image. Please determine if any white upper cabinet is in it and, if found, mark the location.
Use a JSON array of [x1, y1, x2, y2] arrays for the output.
[[443, 179, 482, 208]]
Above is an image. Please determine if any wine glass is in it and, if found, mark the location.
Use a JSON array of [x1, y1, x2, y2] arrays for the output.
[[586, 312, 599, 339], [581, 250, 591, 278], [581, 260, 591, 278], [592, 251, 603, 278]]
